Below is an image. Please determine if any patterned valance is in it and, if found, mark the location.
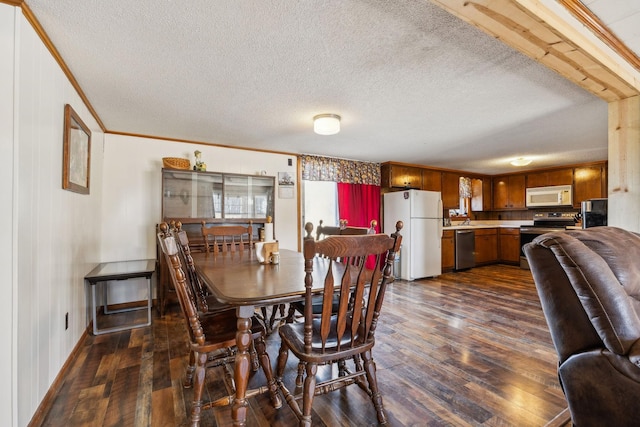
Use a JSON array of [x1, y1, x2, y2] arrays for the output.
[[300, 155, 380, 185]]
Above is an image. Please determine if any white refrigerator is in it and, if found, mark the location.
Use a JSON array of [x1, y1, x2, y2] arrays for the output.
[[383, 190, 443, 280]]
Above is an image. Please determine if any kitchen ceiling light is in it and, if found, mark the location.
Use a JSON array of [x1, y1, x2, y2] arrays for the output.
[[510, 157, 532, 166], [313, 114, 341, 135]]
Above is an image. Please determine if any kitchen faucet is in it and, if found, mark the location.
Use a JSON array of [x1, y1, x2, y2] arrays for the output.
[[461, 218, 471, 225]]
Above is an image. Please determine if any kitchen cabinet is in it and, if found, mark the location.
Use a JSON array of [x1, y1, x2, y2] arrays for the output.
[[492, 174, 526, 210], [474, 228, 498, 265], [526, 168, 573, 188], [421, 169, 442, 192], [442, 230, 455, 271], [471, 178, 491, 212], [499, 228, 521, 264], [574, 164, 607, 207], [442, 172, 462, 210], [381, 164, 422, 189]]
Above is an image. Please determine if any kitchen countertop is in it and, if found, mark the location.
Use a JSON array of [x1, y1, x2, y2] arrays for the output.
[[444, 221, 533, 230]]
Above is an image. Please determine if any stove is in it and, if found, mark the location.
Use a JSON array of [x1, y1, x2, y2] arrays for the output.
[[520, 211, 577, 269]]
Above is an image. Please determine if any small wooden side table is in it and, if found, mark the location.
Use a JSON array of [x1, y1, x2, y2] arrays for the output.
[[85, 259, 155, 335]]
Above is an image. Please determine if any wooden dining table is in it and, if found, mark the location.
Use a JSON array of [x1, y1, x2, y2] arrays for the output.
[[192, 247, 333, 426]]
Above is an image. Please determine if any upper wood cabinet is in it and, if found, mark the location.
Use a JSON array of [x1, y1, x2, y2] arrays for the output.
[[574, 164, 607, 207], [382, 161, 606, 213], [492, 174, 526, 210], [421, 169, 442, 192], [471, 178, 491, 212], [526, 168, 573, 188], [441, 172, 461, 209], [381, 164, 422, 189]]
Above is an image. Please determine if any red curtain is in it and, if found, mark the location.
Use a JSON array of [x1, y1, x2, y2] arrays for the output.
[[337, 183, 380, 232]]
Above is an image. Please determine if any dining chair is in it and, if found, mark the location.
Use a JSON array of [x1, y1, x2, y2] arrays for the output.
[[287, 219, 379, 323], [171, 222, 231, 314], [340, 219, 378, 235], [157, 223, 281, 426], [316, 219, 377, 240], [315, 219, 342, 240], [276, 220, 403, 426], [201, 221, 253, 253]]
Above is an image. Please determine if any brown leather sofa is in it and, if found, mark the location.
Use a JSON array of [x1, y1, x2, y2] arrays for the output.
[[524, 226, 640, 426]]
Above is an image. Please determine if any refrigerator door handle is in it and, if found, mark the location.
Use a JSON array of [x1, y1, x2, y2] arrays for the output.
[[437, 199, 443, 238]]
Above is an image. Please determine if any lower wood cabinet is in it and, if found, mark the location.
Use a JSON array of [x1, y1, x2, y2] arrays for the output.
[[441, 227, 522, 270], [499, 228, 521, 264], [442, 230, 455, 271], [474, 228, 498, 265]]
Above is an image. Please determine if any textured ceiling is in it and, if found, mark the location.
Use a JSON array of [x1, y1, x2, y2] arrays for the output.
[[22, 0, 638, 174]]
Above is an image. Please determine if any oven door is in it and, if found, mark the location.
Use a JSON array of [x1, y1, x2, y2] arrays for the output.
[[519, 226, 564, 269]]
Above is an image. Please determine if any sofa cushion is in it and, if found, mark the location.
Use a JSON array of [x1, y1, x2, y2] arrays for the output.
[[533, 227, 640, 358]]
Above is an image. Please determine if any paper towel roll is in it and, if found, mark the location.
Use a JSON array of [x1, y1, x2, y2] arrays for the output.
[[264, 223, 274, 242]]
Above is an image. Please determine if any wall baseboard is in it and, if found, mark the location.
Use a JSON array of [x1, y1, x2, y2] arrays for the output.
[[27, 329, 89, 427]]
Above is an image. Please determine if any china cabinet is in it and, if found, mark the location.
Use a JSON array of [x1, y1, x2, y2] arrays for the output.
[[158, 169, 275, 315]]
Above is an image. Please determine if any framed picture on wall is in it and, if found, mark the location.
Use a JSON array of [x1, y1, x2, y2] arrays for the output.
[[62, 104, 91, 194], [278, 172, 294, 186]]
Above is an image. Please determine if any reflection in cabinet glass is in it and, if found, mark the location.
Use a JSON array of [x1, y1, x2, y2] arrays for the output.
[[162, 169, 274, 222], [223, 174, 273, 219]]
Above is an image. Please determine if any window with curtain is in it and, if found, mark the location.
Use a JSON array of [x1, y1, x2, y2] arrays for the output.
[[300, 155, 381, 233]]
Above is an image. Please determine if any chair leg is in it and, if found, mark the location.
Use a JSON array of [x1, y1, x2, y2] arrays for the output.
[[362, 349, 387, 425], [268, 305, 281, 331], [285, 304, 297, 323], [250, 340, 259, 372], [254, 336, 282, 409], [296, 361, 305, 388], [338, 359, 347, 377], [184, 349, 196, 388], [189, 351, 208, 427], [276, 341, 289, 379], [301, 362, 317, 427]]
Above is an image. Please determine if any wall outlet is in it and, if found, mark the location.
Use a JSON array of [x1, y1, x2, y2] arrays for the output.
[[288, 158, 292, 166], [65, 312, 69, 330]]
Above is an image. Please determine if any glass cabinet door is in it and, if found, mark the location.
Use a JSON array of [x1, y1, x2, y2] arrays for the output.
[[250, 176, 275, 219], [162, 169, 274, 221], [162, 170, 222, 219], [223, 175, 274, 219]]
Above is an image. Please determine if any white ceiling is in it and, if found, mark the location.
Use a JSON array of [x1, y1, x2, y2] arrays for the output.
[[23, 0, 640, 175]]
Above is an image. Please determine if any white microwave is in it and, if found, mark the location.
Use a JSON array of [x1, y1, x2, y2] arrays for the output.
[[526, 185, 573, 207]]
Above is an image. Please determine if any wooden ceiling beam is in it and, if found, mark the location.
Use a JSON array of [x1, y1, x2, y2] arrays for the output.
[[429, 0, 640, 102]]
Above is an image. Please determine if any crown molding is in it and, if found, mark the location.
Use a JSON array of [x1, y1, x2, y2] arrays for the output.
[[558, 0, 640, 72], [14, 1, 106, 131], [0, 1, 24, 6]]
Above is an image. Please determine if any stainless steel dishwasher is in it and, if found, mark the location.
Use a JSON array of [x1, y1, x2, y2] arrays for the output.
[[455, 229, 475, 270]]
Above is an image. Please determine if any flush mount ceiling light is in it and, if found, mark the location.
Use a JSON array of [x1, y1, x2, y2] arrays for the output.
[[313, 114, 341, 135], [510, 157, 532, 167]]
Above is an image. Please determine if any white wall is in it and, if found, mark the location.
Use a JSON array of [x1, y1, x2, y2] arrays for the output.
[[2, 4, 299, 423], [100, 134, 299, 302], [2, 5, 105, 426], [0, 5, 17, 425]]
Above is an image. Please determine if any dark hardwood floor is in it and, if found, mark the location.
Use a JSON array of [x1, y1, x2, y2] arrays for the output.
[[36, 265, 570, 426]]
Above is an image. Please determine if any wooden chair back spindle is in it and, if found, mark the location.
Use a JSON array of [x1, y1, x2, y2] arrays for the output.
[[201, 221, 253, 254]]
